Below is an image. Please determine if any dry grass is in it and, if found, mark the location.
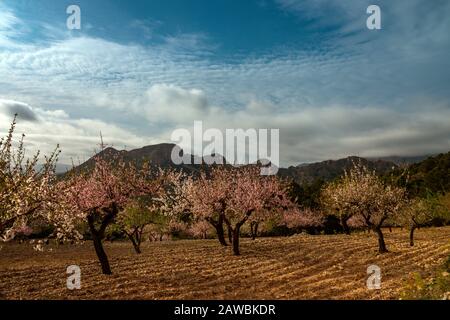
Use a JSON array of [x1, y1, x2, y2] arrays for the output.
[[0, 227, 449, 300]]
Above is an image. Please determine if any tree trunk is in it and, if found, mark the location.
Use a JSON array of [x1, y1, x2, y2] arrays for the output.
[[250, 223, 255, 240], [137, 231, 142, 249], [91, 232, 112, 274], [374, 227, 388, 253], [232, 228, 240, 255], [215, 222, 227, 246], [208, 216, 227, 246], [134, 243, 142, 254], [409, 226, 416, 247], [250, 222, 259, 240], [224, 210, 254, 256], [341, 217, 350, 235], [127, 234, 142, 254], [87, 211, 115, 275]]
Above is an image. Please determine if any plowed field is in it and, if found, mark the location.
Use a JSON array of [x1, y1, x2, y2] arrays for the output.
[[1, 227, 449, 300]]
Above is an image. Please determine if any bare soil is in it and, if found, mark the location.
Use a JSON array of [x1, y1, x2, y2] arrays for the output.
[[0, 227, 449, 300]]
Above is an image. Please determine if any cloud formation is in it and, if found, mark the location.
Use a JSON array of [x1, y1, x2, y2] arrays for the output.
[[142, 84, 209, 124], [0, 99, 38, 122], [0, 99, 157, 164], [0, 1, 449, 166]]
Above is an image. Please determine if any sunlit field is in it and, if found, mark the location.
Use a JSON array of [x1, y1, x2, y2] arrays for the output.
[[1, 227, 449, 300]]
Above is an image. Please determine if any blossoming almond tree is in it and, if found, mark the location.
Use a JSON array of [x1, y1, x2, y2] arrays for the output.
[[60, 157, 162, 274], [223, 166, 296, 255], [321, 170, 360, 235], [322, 163, 406, 253], [353, 168, 405, 253], [177, 168, 232, 246], [397, 197, 448, 246], [0, 116, 59, 242], [172, 166, 298, 253]]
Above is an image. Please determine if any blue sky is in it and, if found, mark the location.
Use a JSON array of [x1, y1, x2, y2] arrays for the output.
[[5, 0, 333, 53], [0, 0, 449, 166]]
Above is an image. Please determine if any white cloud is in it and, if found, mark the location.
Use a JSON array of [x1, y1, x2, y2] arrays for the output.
[[0, 99, 158, 164], [128, 91, 450, 164], [140, 84, 209, 124], [0, 2, 449, 166]]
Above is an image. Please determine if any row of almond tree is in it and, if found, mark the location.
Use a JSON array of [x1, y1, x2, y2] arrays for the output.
[[1, 117, 448, 274]]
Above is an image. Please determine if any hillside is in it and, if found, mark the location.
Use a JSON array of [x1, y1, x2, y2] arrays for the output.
[[66, 143, 450, 191], [67, 144, 404, 185], [74, 144, 176, 172], [390, 151, 450, 197], [278, 156, 397, 185], [67, 143, 223, 176], [368, 155, 434, 165]]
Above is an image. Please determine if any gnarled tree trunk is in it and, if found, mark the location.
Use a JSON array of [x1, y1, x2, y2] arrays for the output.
[[87, 215, 112, 275], [207, 215, 227, 246], [232, 227, 241, 255], [226, 211, 254, 256], [127, 229, 142, 254], [91, 232, 111, 274], [409, 226, 416, 247], [86, 206, 117, 275], [374, 227, 388, 253]]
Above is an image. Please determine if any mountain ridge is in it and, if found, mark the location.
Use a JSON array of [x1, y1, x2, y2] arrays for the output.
[[62, 143, 411, 184], [57, 142, 447, 187]]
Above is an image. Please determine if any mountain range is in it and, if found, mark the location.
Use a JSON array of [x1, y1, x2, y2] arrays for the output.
[[60, 143, 441, 185]]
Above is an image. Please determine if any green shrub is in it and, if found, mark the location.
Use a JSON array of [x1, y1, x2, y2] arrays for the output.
[[400, 255, 450, 300]]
